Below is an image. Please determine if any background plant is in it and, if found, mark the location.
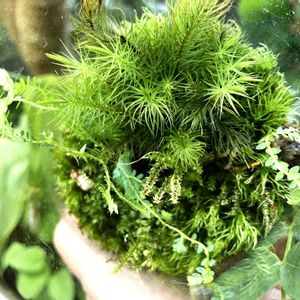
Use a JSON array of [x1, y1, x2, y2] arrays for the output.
[[0, 70, 81, 300]]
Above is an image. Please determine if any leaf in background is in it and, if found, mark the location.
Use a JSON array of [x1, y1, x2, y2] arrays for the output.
[[16, 268, 50, 299], [47, 268, 75, 300], [280, 243, 300, 299], [36, 209, 60, 243], [0, 139, 29, 251], [212, 247, 281, 300], [113, 151, 151, 217], [288, 189, 300, 205], [211, 222, 288, 299], [1, 242, 26, 269], [2, 244, 47, 273]]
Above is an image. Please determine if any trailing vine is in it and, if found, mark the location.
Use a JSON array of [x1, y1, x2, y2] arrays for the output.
[[256, 125, 300, 204]]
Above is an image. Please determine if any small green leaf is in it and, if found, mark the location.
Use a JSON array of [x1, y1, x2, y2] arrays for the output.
[[289, 181, 298, 190], [289, 166, 300, 175], [47, 268, 75, 300], [265, 157, 274, 167], [202, 268, 214, 284], [207, 244, 214, 252], [269, 135, 276, 142], [280, 243, 300, 299], [2, 242, 27, 270], [271, 147, 281, 155], [3, 245, 47, 273], [271, 164, 278, 171], [201, 258, 208, 266], [113, 151, 151, 217], [256, 142, 267, 150], [209, 259, 217, 267], [196, 267, 205, 273], [275, 172, 284, 181], [292, 173, 300, 180], [17, 269, 49, 299], [278, 162, 289, 172], [196, 246, 204, 254], [172, 238, 187, 253], [102, 189, 118, 214], [191, 233, 197, 240], [161, 210, 172, 222], [187, 273, 203, 285]]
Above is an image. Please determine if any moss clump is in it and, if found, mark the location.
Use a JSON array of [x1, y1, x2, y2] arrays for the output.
[[6, 0, 299, 287]]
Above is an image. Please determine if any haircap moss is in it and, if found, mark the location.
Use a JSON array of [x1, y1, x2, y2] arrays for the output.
[[3, 0, 299, 294]]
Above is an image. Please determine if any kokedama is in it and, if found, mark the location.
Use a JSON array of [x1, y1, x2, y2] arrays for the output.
[[1, 0, 300, 299]]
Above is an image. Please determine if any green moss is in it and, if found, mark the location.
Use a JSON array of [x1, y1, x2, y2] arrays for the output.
[[4, 0, 299, 288]]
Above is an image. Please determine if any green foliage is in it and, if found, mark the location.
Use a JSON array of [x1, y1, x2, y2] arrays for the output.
[[17, 271, 50, 299], [208, 212, 300, 300], [280, 242, 300, 299], [2, 242, 47, 272], [113, 151, 210, 269], [187, 255, 216, 286], [0, 131, 29, 252], [212, 247, 281, 300], [0, 69, 79, 299], [172, 237, 187, 254], [1, 0, 299, 297], [2, 242, 75, 300], [0, 68, 59, 251], [256, 126, 300, 204], [188, 267, 215, 286], [113, 151, 151, 216], [211, 222, 288, 300], [3, 242, 50, 299], [47, 268, 75, 300]]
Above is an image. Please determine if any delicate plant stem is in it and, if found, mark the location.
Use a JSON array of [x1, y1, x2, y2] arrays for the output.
[[114, 164, 211, 262]]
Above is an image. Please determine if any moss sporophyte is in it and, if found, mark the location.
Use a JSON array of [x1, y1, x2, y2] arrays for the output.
[[1, 0, 300, 298]]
